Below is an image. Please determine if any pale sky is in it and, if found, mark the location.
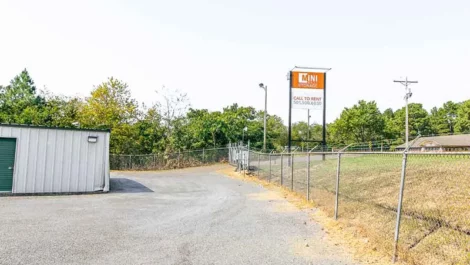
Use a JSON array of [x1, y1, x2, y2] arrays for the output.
[[1, 0, 469, 125]]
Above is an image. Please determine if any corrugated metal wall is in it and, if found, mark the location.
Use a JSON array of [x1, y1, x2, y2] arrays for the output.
[[0, 125, 110, 193]]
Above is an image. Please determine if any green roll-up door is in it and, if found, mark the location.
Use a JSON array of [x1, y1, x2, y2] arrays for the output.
[[0, 138, 16, 192]]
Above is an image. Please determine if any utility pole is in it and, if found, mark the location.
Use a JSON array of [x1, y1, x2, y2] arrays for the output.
[[394, 77, 418, 149]]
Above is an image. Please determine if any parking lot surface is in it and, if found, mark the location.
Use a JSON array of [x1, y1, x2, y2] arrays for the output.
[[0, 165, 359, 265]]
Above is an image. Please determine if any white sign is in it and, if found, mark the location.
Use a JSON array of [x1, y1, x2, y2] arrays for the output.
[[292, 89, 323, 110]]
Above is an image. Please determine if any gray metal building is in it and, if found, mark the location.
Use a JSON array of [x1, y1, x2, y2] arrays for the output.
[[0, 124, 110, 194]]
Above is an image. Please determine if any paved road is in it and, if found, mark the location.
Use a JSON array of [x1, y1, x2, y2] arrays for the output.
[[0, 165, 359, 265]]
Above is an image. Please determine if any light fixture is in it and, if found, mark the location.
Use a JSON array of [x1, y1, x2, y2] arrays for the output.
[[88, 136, 98, 143]]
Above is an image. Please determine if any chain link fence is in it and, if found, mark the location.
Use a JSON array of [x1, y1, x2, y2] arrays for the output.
[[110, 147, 229, 170], [227, 144, 470, 264]]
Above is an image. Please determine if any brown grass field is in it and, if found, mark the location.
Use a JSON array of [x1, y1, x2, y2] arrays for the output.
[[251, 153, 470, 265]]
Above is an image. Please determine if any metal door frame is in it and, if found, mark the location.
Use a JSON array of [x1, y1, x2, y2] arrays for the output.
[[0, 137, 17, 193]]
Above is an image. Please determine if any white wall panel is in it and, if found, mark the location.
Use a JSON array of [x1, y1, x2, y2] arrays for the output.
[[0, 125, 110, 193]]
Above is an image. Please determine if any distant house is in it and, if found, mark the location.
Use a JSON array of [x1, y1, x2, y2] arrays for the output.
[[396, 134, 470, 152]]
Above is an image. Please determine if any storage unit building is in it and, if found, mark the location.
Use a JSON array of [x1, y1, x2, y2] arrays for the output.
[[0, 124, 110, 194]]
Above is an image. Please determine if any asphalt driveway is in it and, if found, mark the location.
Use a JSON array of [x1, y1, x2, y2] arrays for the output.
[[0, 165, 359, 265]]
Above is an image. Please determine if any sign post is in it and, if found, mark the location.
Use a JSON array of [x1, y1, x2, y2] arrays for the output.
[[288, 71, 293, 154], [288, 67, 330, 156], [322, 73, 327, 152]]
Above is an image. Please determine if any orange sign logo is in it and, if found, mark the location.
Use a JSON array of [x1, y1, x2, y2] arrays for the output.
[[292, 72, 324, 89]]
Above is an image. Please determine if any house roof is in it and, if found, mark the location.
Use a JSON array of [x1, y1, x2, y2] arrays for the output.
[[396, 134, 470, 149]]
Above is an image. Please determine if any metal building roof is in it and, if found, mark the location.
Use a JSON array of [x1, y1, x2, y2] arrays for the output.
[[0, 123, 110, 133], [396, 134, 470, 149]]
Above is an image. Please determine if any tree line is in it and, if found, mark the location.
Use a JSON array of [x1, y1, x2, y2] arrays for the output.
[[0, 69, 287, 153], [1, 69, 469, 154], [329, 99, 470, 147]]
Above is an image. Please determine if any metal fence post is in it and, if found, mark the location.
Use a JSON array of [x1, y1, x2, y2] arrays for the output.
[[178, 151, 181, 168], [393, 152, 409, 263], [258, 153, 261, 178], [238, 147, 241, 172], [239, 146, 242, 171], [129, 155, 132, 170], [280, 154, 284, 186], [291, 153, 294, 191], [247, 142, 251, 173], [269, 154, 272, 182], [334, 153, 342, 220], [307, 152, 310, 201], [243, 150, 246, 177], [202, 148, 205, 164]]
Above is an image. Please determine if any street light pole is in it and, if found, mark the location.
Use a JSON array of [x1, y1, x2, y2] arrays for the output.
[[259, 83, 268, 151], [394, 77, 418, 149], [242, 126, 247, 143]]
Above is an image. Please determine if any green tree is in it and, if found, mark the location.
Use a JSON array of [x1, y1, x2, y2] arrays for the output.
[[39, 92, 84, 127], [382, 108, 400, 140], [180, 109, 226, 150], [80, 77, 139, 154], [393, 103, 430, 138], [455, 100, 470, 133], [430, 101, 459, 135], [176, 105, 285, 151], [221, 104, 257, 144], [80, 77, 138, 129], [292, 122, 312, 149], [184, 109, 211, 148], [132, 106, 167, 154], [266, 115, 287, 151], [329, 100, 385, 144], [207, 111, 226, 148], [0, 69, 45, 124]]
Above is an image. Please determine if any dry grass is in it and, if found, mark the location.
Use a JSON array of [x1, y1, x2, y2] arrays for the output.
[[242, 153, 470, 264]]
